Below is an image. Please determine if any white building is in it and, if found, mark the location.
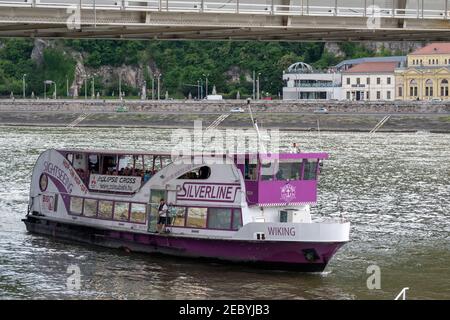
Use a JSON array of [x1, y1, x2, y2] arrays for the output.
[[282, 62, 342, 100], [341, 61, 400, 101]]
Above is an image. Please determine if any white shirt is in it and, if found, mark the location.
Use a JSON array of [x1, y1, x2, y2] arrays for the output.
[[158, 204, 168, 217]]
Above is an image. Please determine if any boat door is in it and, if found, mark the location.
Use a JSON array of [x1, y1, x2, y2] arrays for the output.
[[148, 189, 166, 233]]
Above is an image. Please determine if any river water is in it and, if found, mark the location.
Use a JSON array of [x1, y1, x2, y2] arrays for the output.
[[0, 126, 449, 300]]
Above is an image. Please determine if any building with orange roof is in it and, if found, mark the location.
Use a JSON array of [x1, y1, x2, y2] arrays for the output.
[[396, 43, 450, 101], [342, 61, 400, 101]]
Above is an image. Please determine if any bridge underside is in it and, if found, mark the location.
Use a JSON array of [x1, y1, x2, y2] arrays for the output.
[[1, 9, 450, 41]]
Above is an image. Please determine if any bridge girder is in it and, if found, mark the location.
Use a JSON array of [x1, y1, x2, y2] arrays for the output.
[[1, 6, 450, 41]]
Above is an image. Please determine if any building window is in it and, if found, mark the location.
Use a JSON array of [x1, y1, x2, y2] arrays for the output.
[[387, 91, 391, 99], [410, 79, 418, 97], [399, 86, 403, 97], [429, 59, 431, 64], [376, 91, 381, 99], [356, 78, 360, 85], [387, 77, 391, 85], [425, 79, 433, 97], [367, 77, 370, 85], [346, 77, 350, 85], [441, 79, 449, 96], [346, 91, 351, 100], [366, 92, 370, 99], [377, 78, 381, 85]]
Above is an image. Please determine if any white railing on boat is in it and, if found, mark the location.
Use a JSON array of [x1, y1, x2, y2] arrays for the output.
[[0, 0, 449, 20]]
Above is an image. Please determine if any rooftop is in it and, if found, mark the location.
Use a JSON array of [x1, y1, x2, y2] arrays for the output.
[[410, 43, 450, 55], [335, 56, 406, 70], [343, 61, 399, 74]]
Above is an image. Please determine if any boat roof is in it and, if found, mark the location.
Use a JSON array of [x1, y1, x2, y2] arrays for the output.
[[56, 148, 329, 159]]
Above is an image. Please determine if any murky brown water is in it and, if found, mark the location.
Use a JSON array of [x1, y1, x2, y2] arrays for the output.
[[0, 127, 449, 299]]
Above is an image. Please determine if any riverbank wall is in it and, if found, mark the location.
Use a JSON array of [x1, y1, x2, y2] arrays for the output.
[[0, 100, 449, 132]]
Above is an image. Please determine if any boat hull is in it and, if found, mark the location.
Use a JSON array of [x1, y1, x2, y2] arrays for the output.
[[23, 216, 345, 272]]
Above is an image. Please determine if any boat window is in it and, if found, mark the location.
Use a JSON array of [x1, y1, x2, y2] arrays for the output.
[[83, 199, 97, 217], [73, 153, 87, 179], [276, 160, 301, 181], [66, 153, 74, 164], [98, 200, 113, 219], [101, 155, 117, 175], [244, 158, 258, 181], [130, 203, 147, 224], [186, 207, 207, 228], [260, 161, 278, 181], [88, 154, 100, 174], [133, 155, 144, 175], [118, 155, 134, 176], [208, 208, 232, 229], [232, 209, 243, 230], [70, 197, 83, 215], [303, 159, 318, 180], [170, 206, 187, 227], [114, 202, 130, 221], [177, 166, 211, 179]]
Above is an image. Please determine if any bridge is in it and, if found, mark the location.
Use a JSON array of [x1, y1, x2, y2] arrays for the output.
[[1, 0, 450, 41]]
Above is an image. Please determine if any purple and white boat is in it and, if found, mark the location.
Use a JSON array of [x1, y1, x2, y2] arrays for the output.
[[24, 148, 350, 271]]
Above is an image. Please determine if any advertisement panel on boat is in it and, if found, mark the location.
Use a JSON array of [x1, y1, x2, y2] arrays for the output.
[[88, 174, 142, 193]]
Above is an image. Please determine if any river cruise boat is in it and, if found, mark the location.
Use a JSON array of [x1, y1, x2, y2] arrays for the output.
[[24, 149, 350, 271]]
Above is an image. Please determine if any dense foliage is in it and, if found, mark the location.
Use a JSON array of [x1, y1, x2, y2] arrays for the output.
[[0, 39, 394, 98]]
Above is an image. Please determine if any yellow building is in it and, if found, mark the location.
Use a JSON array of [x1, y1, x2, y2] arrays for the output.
[[395, 43, 450, 101]]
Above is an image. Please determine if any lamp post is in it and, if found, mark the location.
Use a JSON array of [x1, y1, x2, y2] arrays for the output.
[[252, 70, 255, 100], [118, 73, 122, 99], [197, 80, 200, 99], [257, 72, 261, 100], [84, 77, 88, 99], [53, 81, 57, 99], [151, 76, 155, 100], [156, 72, 161, 100], [203, 73, 209, 97], [66, 76, 69, 98], [91, 76, 95, 99], [22, 74, 26, 99]]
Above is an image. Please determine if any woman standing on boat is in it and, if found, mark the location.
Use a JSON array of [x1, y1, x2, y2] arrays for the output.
[[157, 199, 169, 233]]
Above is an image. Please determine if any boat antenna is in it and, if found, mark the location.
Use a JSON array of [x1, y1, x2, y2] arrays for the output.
[[246, 98, 267, 155]]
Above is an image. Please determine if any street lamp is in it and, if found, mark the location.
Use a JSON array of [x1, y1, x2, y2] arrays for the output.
[[203, 73, 209, 97], [66, 76, 69, 98], [84, 76, 88, 99], [22, 74, 27, 99], [53, 81, 57, 99], [91, 76, 95, 99], [118, 73, 122, 99], [257, 72, 261, 100], [155, 72, 161, 100], [151, 76, 155, 100], [197, 80, 200, 99]]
